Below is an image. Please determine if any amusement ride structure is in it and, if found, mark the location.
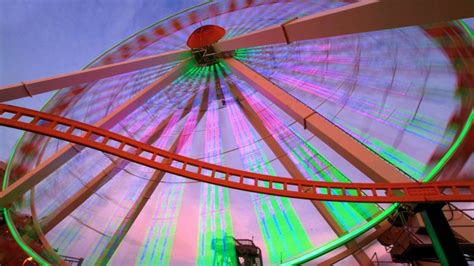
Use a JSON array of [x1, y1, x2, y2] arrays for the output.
[[0, 0, 474, 265]]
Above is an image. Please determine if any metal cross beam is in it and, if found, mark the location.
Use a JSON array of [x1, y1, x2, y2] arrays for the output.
[[0, 49, 191, 102], [0, 60, 193, 207], [40, 67, 203, 233], [222, 69, 373, 264], [0, 104, 473, 204], [224, 57, 409, 184], [215, 0, 474, 52], [41, 109, 176, 234], [96, 78, 210, 264]]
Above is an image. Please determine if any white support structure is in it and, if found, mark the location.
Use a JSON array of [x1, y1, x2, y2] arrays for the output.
[[224, 72, 372, 264], [0, 49, 191, 102], [96, 84, 210, 264], [224, 57, 410, 184], [216, 0, 474, 52]]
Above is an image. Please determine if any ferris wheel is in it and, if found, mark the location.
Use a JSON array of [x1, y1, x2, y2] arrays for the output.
[[0, 0, 473, 265]]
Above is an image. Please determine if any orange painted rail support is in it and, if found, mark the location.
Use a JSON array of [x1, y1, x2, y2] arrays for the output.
[[0, 104, 473, 206]]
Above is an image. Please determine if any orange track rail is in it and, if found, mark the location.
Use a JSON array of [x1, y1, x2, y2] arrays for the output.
[[0, 104, 473, 203]]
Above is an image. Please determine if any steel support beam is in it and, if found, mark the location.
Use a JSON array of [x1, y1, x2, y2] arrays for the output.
[[224, 57, 409, 184], [1, 104, 473, 203], [216, 0, 474, 52], [0, 59, 193, 207], [96, 78, 210, 264], [420, 203, 468, 266], [0, 49, 191, 102], [223, 72, 372, 264], [448, 209, 474, 244], [41, 72, 203, 233], [28, 189, 64, 265], [40, 112, 174, 233]]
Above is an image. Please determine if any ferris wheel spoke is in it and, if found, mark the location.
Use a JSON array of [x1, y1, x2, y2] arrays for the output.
[[41, 111, 176, 234], [0, 49, 191, 102], [42, 83, 201, 234], [215, 0, 474, 52], [223, 57, 410, 184], [223, 69, 373, 264], [96, 78, 210, 264], [0, 60, 193, 207]]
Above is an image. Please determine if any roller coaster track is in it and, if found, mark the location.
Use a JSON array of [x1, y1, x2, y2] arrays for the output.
[[0, 103, 473, 205]]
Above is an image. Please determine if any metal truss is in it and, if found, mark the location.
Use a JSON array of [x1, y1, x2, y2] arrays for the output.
[[224, 57, 410, 184], [0, 49, 191, 102], [215, 0, 474, 52], [0, 59, 193, 209], [0, 104, 473, 206]]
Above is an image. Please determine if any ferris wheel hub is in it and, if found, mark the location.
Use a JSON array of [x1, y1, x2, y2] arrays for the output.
[[187, 25, 228, 66], [186, 25, 225, 49]]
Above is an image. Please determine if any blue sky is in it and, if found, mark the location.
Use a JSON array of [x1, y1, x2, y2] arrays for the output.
[[0, 0, 203, 161]]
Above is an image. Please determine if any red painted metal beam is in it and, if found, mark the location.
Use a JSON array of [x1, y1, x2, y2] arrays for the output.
[[0, 104, 473, 205], [215, 0, 474, 52], [0, 49, 191, 102]]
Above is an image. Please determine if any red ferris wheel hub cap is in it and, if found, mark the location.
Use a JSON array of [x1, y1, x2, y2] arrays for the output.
[[186, 25, 225, 49]]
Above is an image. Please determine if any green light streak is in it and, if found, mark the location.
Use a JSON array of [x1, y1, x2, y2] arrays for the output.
[[281, 204, 398, 265], [295, 142, 379, 219], [459, 20, 474, 40], [260, 116, 379, 231], [197, 66, 237, 265], [420, 210, 449, 266], [283, 67, 474, 266], [2, 1, 214, 262], [2, 130, 50, 264], [224, 88, 313, 263], [247, 127, 306, 258], [339, 122, 426, 179], [136, 186, 172, 264], [3, 10, 473, 265], [252, 148, 313, 262], [2, 132, 22, 190], [282, 22, 474, 266], [422, 110, 473, 182], [3, 209, 49, 265], [291, 145, 367, 231]]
